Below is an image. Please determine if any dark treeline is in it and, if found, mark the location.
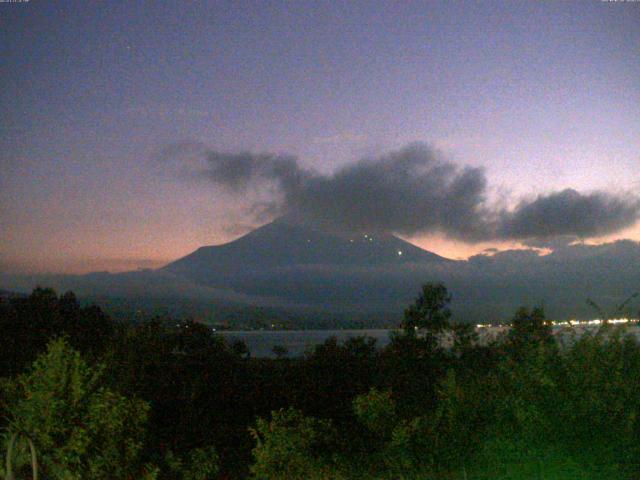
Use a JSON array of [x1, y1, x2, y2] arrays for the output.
[[1, 285, 640, 479]]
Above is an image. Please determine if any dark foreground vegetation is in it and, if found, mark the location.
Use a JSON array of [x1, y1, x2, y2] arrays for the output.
[[1, 285, 640, 479]]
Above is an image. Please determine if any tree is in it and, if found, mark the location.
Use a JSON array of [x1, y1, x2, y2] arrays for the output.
[[508, 306, 553, 350], [451, 322, 479, 356], [165, 446, 220, 480], [1, 338, 151, 479], [0, 289, 114, 377], [231, 339, 250, 358], [272, 345, 289, 359], [402, 283, 452, 336], [249, 408, 342, 479], [353, 388, 396, 437], [342, 336, 377, 359]]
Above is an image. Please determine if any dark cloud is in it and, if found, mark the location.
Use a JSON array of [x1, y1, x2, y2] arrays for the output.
[[195, 143, 640, 243], [202, 151, 308, 193], [497, 189, 640, 242], [287, 145, 490, 239]]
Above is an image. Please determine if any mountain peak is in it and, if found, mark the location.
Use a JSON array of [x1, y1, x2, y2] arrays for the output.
[[163, 219, 448, 280]]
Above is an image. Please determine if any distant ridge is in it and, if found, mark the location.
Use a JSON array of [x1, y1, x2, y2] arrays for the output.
[[0, 289, 28, 300], [4, 222, 640, 326]]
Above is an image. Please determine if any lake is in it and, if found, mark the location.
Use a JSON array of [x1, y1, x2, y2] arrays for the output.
[[218, 323, 640, 358], [218, 329, 396, 357]]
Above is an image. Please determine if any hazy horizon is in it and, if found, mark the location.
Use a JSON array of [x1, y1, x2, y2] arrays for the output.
[[3, 218, 640, 275]]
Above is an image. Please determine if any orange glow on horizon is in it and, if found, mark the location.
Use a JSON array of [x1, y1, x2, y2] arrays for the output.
[[3, 223, 639, 275]]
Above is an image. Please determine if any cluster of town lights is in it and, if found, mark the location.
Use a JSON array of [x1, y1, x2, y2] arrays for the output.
[[475, 318, 636, 329]]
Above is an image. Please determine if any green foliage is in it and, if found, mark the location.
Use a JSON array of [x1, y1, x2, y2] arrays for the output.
[[249, 407, 342, 480], [373, 372, 471, 477], [472, 327, 640, 479], [353, 388, 396, 437], [431, 370, 473, 469], [5, 286, 640, 479], [383, 415, 438, 479], [1, 338, 150, 479], [476, 345, 558, 474], [183, 447, 220, 480], [165, 446, 220, 480]]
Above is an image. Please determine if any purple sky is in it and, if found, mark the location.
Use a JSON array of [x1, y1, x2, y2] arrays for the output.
[[1, 1, 639, 273]]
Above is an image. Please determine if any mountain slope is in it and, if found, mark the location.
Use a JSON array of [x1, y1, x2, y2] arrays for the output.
[[5, 221, 640, 326], [164, 218, 449, 279]]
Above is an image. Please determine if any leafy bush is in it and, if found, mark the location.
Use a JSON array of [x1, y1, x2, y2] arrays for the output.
[[249, 407, 343, 479], [1, 338, 150, 479]]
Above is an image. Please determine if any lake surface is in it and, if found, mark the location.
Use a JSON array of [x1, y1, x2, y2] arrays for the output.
[[218, 324, 640, 358], [218, 329, 396, 357]]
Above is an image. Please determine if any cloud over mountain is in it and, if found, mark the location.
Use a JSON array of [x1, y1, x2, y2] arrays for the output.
[[201, 151, 309, 193], [191, 143, 640, 243], [497, 189, 640, 241]]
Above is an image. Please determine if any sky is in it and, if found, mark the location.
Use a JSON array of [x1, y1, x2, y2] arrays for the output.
[[1, 0, 639, 273]]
